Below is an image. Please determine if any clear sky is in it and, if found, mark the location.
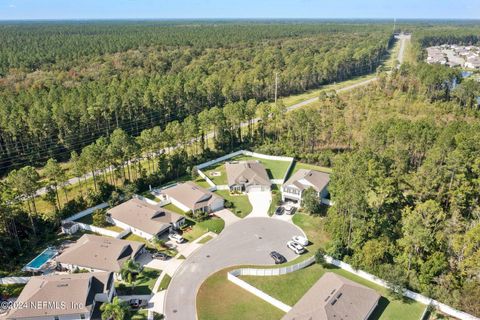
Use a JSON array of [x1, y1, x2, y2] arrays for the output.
[[0, 0, 479, 20]]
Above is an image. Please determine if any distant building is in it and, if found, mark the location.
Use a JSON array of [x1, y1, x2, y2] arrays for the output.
[[5, 272, 115, 320], [55, 234, 145, 275], [282, 272, 381, 320], [161, 181, 224, 214], [225, 160, 271, 193], [107, 197, 185, 240], [282, 169, 330, 206]]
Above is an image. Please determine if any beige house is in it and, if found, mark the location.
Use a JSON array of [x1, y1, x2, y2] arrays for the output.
[[5, 272, 115, 320], [282, 169, 330, 206], [225, 160, 271, 193], [161, 181, 224, 214], [107, 198, 185, 240], [282, 272, 380, 320], [55, 234, 144, 275]]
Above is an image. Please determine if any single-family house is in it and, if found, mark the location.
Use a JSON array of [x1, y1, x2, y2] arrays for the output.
[[225, 160, 271, 193], [107, 198, 185, 240], [162, 181, 224, 214], [282, 272, 380, 320], [55, 234, 145, 275], [5, 272, 115, 320], [282, 169, 330, 206]]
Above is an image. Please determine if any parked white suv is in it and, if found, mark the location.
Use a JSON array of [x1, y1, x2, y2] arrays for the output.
[[168, 233, 185, 244], [292, 235, 309, 246], [287, 240, 305, 254]]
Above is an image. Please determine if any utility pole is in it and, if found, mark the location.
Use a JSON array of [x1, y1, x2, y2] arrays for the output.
[[274, 72, 278, 104]]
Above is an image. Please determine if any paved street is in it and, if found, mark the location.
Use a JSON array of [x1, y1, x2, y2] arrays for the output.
[[164, 217, 304, 320]]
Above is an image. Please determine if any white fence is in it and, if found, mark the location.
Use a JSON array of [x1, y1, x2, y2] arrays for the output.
[[325, 256, 479, 320], [75, 222, 129, 239], [227, 272, 292, 312], [196, 150, 294, 186], [228, 255, 479, 320], [63, 202, 109, 222]]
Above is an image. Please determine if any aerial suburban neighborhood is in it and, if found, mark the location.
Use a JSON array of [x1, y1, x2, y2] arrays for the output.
[[0, 2, 480, 320]]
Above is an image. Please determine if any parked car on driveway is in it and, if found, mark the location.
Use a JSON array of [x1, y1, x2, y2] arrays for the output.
[[270, 251, 286, 264], [287, 240, 305, 254], [168, 232, 185, 244], [152, 252, 170, 260], [275, 206, 284, 215], [292, 235, 309, 246], [284, 205, 296, 215]]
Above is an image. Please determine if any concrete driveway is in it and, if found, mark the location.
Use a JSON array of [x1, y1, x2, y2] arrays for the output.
[[214, 208, 240, 226], [246, 190, 272, 218], [164, 217, 304, 320]]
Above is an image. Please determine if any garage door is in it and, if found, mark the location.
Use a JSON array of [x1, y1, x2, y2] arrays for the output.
[[247, 185, 265, 193]]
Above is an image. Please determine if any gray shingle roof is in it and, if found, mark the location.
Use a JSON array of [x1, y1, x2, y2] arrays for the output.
[[55, 234, 144, 272], [282, 272, 380, 320], [5, 272, 113, 319], [283, 169, 330, 193], [225, 161, 271, 188], [162, 181, 222, 210], [108, 198, 184, 235]]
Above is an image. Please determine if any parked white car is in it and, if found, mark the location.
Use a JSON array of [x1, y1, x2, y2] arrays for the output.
[[287, 240, 305, 254], [292, 235, 309, 246], [168, 233, 185, 244], [284, 205, 296, 215]]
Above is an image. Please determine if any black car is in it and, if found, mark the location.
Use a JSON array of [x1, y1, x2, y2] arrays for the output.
[[274, 206, 284, 215], [152, 252, 170, 260], [270, 251, 286, 264]]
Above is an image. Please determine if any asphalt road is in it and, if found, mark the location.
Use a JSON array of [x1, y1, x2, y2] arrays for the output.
[[164, 217, 304, 320]]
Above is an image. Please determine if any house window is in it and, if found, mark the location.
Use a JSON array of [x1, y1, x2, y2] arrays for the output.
[[54, 317, 59, 320], [81, 314, 86, 319]]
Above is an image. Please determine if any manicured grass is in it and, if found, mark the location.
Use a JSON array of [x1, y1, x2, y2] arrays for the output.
[[194, 177, 212, 189], [123, 233, 154, 249], [215, 190, 252, 218], [289, 161, 332, 176], [232, 155, 292, 180], [201, 162, 228, 186], [197, 268, 285, 320], [198, 235, 213, 244], [158, 274, 171, 291], [241, 263, 425, 320], [292, 212, 330, 252], [74, 214, 124, 232], [162, 203, 186, 215], [115, 268, 160, 295], [183, 218, 224, 242]]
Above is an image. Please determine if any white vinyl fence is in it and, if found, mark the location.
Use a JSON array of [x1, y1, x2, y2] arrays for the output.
[[75, 222, 130, 239], [63, 202, 109, 222], [196, 150, 294, 186], [228, 255, 479, 320]]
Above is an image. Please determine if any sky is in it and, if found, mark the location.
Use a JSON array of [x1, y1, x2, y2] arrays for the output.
[[0, 0, 479, 20]]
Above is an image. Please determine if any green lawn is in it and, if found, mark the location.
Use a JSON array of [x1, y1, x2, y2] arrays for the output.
[[162, 203, 186, 215], [202, 162, 228, 186], [241, 263, 425, 320], [75, 214, 124, 232], [197, 267, 285, 320], [131, 310, 148, 320], [183, 218, 224, 242], [232, 155, 292, 180], [158, 274, 172, 291], [288, 161, 332, 177], [198, 235, 213, 244], [215, 190, 252, 218], [115, 268, 160, 295], [194, 177, 212, 189]]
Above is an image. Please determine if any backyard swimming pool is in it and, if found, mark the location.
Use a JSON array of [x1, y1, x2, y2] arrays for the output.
[[23, 247, 58, 272]]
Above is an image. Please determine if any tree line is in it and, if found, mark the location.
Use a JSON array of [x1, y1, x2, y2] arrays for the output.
[[0, 22, 392, 173]]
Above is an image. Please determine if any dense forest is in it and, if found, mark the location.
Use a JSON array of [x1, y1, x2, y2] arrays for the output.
[[1, 21, 479, 317], [0, 22, 392, 172]]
